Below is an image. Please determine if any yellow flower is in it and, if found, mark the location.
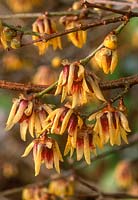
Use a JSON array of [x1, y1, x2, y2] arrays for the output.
[[64, 127, 96, 164], [43, 106, 83, 143], [48, 178, 74, 199], [5, 94, 52, 141], [95, 47, 118, 74], [66, 21, 87, 48], [22, 134, 63, 176], [103, 33, 117, 50], [115, 161, 133, 189], [55, 60, 105, 108], [22, 187, 50, 200], [88, 103, 131, 146], [32, 15, 62, 55]]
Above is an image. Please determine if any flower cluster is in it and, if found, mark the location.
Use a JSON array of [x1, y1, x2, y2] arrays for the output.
[[88, 102, 131, 146], [0, 24, 21, 50], [6, 94, 52, 141], [32, 15, 62, 55], [95, 32, 118, 74], [22, 177, 74, 200], [22, 134, 63, 176], [55, 60, 105, 108]]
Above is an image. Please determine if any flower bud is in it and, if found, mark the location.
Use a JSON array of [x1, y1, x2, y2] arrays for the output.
[[103, 33, 117, 50], [10, 37, 21, 49], [72, 1, 82, 10], [3, 27, 17, 42]]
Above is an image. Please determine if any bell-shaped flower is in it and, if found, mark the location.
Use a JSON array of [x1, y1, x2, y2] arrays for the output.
[[5, 94, 52, 141], [32, 15, 62, 55], [55, 60, 105, 108], [66, 21, 87, 48], [64, 127, 96, 164], [48, 178, 74, 198], [43, 106, 83, 147], [22, 134, 63, 176], [88, 103, 131, 146], [95, 47, 118, 74]]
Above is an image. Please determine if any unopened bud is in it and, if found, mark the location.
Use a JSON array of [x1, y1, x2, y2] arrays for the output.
[[10, 38, 21, 49], [103, 33, 117, 50]]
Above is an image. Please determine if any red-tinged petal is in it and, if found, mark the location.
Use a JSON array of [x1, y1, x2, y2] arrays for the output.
[[12, 100, 28, 124], [64, 136, 72, 156], [51, 108, 64, 134], [76, 138, 84, 161], [84, 134, 91, 164], [43, 148, 54, 169]]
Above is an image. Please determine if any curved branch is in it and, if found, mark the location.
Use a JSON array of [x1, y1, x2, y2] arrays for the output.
[[0, 74, 137, 94]]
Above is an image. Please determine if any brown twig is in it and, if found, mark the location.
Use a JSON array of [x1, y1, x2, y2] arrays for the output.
[[86, 0, 138, 8], [0, 74, 137, 94]]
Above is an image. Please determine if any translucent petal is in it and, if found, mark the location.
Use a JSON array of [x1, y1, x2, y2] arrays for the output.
[[24, 101, 33, 116], [53, 145, 60, 173], [110, 50, 118, 74], [28, 111, 35, 138], [22, 141, 34, 157], [90, 77, 106, 102], [20, 120, 28, 141], [60, 109, 73, 134], [35, 144, 42, 176], [67, 63, 74, 94], [51, 108, 64, 134], [119, 112, 131, 132], [12, 100, 28, 124], [84, 134, 91, 164], [6, 98, 20, 130]]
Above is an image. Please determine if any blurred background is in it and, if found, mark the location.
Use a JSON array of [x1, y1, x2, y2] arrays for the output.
[[0, 0, 138, 199]]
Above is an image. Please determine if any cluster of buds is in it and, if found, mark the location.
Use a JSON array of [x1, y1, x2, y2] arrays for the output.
[[6, 94, 52, 141], [32, 15, 62, 55], [55, 60, 105, 108], [95, 32, 118, 74], [48, 178, 74, 199], [64, 127, 96, 164], [88, 101, 131, 146], [59, 1, 87, 48], [22, 134, 63, 176], [0, 23, 22, 50], [22, 187, 55, 200]]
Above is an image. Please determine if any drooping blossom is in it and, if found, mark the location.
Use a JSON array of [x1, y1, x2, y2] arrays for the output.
[[43, 106, 83, 147], [22, 134, 63, 176], [64, 127, 96, 164], [88, 103, 131, 146], [6, 94, 52, 141], [32, 15, 62, 55], [55, 60, 105, 108]]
